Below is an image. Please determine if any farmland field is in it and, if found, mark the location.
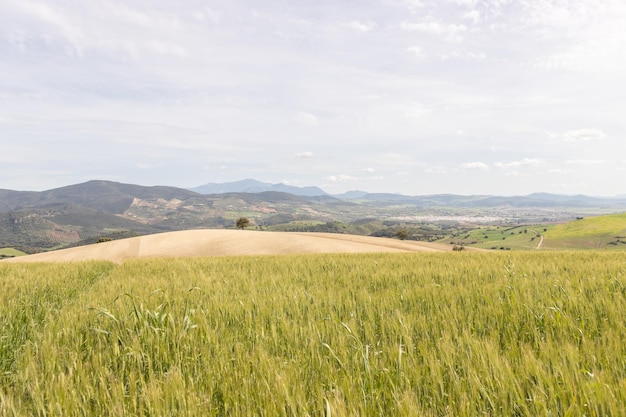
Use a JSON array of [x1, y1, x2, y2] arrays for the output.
[[1, 252, 625, 416], [542, 213, 626, 250], [0, 248, 26, 258]]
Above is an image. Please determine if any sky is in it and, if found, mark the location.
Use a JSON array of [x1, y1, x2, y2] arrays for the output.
[[1, 0, 625, 196]]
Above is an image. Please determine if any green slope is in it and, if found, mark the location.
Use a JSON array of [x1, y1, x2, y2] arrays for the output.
[[542, 212, 626, 249], [0, 247, 27, 258], [439, 225, 545, 251]]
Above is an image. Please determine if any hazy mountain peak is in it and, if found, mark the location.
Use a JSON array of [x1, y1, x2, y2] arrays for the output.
[[189, 179, 328, 197]]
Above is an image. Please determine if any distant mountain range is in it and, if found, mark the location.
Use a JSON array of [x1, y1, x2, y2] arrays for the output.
[[189, 179, 328, 197], [190, 179, 626, 205], [189, 179, 375, 199], [2, 179, 626, 254], [0, 180, 198, 213], [3, 179, 626, 213]]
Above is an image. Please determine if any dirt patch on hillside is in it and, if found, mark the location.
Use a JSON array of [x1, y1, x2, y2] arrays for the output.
[[4, 229, 472, 264]]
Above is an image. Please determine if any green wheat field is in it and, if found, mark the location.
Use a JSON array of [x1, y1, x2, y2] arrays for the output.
[[1, 252, 625, 416]]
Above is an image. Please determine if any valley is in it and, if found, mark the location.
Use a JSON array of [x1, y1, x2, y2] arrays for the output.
[[2, 180, 626, 255]]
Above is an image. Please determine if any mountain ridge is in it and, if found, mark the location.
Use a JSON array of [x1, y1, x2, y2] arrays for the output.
[[2, 179, 626, 255], [4, 178, 626, 202], [189, 179, 328, 197]]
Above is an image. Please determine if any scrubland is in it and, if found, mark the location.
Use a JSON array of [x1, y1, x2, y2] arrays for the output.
[[1, 252, 625, 416]]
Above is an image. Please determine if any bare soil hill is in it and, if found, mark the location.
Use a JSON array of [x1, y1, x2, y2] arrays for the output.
[[5, 230, 467, 263]]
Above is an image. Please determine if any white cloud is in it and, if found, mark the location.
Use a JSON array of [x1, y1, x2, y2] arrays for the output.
[[404, 104, 431, 119], [522, 0, 597, 31], [371, 153, 418, 169], [360, 94, 382, 101], [294, 111, 319, 126], [1, 0, 624, 195], [295, 151, 314, 159], [494, 158, 542, 168], [326, 175, 357, 182], [565, 159, 605, 165], [344, 21, 377, 33], [104, 3, 162, 29], [523, 1, 626, 72], [403, 0, 424, 13], [398, 21, 467, 41], [363, 168, 375, 173], [548, 168, 571, 175], [407, 46, 424, 57], [11, 0, 85, 56], [280, 179, 304, 186], [448, 0, 478, 6], [191, 8, 221, 24], [3, 1, 188, 62], [460, 162, 489, 170], [147, 41, 187, 57], [440, 50, 486, 61], [424, 167, 448, 174], [463, 10, 481, 25], [562, 129, 606, 142]]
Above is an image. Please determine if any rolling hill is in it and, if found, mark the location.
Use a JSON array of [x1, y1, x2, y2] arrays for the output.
[[4, 229, 462, 263], [541, 212, 626, 250], [2, 179, 626, 254], [435, 212, 626, 251], [0, 181, 360, 253]]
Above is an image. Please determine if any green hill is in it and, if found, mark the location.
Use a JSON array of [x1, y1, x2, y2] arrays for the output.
[[542, 212, 626, 249], [439, 225, 545, 251], [0, 204, 162, 253]]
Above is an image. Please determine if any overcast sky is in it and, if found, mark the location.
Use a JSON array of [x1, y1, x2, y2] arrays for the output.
[[1, 0, 625, 195]]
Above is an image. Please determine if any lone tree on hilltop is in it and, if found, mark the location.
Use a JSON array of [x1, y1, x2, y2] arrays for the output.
[[396, 229, 409, 240], [236, 217, 250, 230]]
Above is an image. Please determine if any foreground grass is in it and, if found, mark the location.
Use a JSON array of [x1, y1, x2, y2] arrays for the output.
[[1, 252, 625, 416]]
